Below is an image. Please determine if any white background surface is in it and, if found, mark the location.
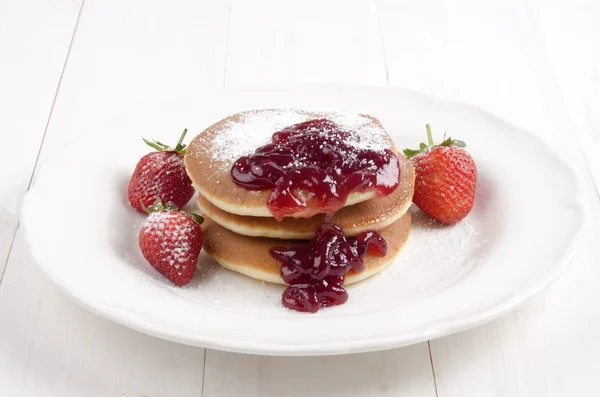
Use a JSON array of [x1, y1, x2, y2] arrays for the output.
[[0, 0, 598, 395]]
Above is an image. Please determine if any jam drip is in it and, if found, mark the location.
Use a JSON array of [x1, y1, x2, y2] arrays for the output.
[[231, 119, 400, 220], [270, 217, 387, 313]]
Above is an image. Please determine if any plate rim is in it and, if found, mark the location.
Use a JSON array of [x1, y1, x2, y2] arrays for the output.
[[20, 85, 590, 356]]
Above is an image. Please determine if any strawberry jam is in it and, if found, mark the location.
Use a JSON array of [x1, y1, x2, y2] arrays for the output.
[[231, 119, 400, 220], [270, 217, 387, 313]]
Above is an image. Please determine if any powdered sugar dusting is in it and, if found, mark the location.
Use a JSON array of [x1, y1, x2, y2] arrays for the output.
[[389, 210, 477, 277], [169, 207, 487, 314], [207, 109, 391, 164], [141, 212, 200, 277], [173, 256, 287, 314], [330, 111, 390, 151], [138, 154, 185, 197], [129, 151, 194, 211], [376, 208, 483, 297]]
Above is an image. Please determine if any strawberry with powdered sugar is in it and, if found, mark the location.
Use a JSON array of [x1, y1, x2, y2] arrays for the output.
[[138, 198, 204, 286], [128, 129, 195, 213]]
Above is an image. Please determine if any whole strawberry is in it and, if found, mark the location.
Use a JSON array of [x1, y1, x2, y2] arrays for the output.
[[128, 129, 195, 213], [404, 125, 477, 224], [139, 199, 204, 286]]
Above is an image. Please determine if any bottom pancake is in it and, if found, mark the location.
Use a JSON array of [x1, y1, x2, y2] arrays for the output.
[[202, 211, 411, 285]]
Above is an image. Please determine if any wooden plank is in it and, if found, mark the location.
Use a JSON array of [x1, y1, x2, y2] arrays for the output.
[[203, 1, 437, 396], [33, 0, 230, 168], [378, 0, 586, 158], [379, 0, 600, 395], [0, 0, 82, 279], [203, 345, 437, 397], [224, 0, 388, 87], [431, 205, 600, 397], [0, 231, 205, 396], [0, 0, 229, 395], [525, 0, 600, 193]]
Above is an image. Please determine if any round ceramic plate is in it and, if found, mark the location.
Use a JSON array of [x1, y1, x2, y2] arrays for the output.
[[21, 87, 587, 356]]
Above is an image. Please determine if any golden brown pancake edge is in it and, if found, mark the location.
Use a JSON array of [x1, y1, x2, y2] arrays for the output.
[[201, 211, 411, 285], [184, 109, 400, 218], [195, 152, 414, 239]]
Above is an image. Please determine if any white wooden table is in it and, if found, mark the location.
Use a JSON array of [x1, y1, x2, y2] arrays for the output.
[[1, 0, 599, 395]]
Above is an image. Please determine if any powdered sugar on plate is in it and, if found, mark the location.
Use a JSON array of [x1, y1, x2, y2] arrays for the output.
[[207, 109, 391, 164], [164, 205, 489, 316], [374, 208, 484, 296], [172, 255, 287, 314]]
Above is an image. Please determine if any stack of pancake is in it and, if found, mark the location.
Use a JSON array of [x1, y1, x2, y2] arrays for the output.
[[184, 109, 415, 285]]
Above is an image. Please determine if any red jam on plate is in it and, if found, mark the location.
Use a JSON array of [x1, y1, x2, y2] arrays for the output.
[[270, 217, 387, 313], [231, 119, 400, 221]]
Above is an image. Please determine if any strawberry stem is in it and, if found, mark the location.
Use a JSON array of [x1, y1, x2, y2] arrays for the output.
[[175, 129, 188, 153], [189, 213, 204, 225], [426, 124, 434, 146]]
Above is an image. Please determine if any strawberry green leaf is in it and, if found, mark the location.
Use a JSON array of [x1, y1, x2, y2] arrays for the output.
[[144, 197, 180, 213], [439, 137, 455, 146], [189, 213, 204, 225], [403, 124, 468, 158], [142, 128, 189, 154], [153, 140, 170, 149], [145, 197, 165, 213], [143, 138, 165, 152], [403, 148, 421, 159]]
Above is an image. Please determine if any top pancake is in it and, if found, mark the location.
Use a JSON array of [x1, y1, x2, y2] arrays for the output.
[[196, 152, 414, 239], [184, 109, 399, 218]]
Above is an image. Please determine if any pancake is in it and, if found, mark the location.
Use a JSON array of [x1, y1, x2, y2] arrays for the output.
[[184, 109, 399, 218], [196, 153, 414, 239], [202, 211, 411, 285]]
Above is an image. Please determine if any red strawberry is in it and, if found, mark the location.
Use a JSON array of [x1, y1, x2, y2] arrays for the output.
[[404, 125, 477, 224], [128, 129, 195, 213], [138, 199, 204, 286]]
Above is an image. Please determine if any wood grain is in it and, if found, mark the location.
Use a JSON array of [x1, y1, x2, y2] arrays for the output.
[[0, 0, 229, 395], [202, 1, 438, 395], [225, 0, 387, 87], [0, 0, 82, 280], [1, 0, 599, 395], [33, 0, 230, 170], [377, 0, 600, 396], [378, 0, 585, 159], [525, 0, 600, 193], [430, 200, 600, 397], [203, 345, 437, 397], [0, 231, 205, 396]]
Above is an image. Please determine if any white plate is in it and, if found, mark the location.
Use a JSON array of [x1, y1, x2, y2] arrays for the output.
[[21, 86, 587, 356]]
